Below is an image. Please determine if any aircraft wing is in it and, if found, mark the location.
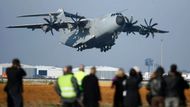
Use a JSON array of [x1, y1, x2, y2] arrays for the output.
[[18, 9, 85, 19], [7, 23, 46, 29], [122, 17, 169, 38], [17, 13, 60, 18], [17, 9, 64, 18], [7, 24, 44, 29], [7, 22, 69, 35]]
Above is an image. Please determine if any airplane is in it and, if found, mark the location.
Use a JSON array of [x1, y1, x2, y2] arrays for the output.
[[7, 8, 169, 52]]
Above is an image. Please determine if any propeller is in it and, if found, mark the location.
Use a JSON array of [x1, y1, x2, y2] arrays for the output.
[[140, 18, 159, 38], [124, 16, 138, 35], [71, 13, 82, 28], [71, 12, 85, 29], [43, 14, 58, 35]]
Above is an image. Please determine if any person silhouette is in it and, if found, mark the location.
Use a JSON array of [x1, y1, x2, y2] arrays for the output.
[[4, 58, 26, 107]]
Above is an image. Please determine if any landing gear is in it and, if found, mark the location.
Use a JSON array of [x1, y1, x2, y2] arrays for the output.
[[77, 44, 87, 51], [77, 46, 82, 51], [100, 45, 112, 52], [112, 35, 118, 39]]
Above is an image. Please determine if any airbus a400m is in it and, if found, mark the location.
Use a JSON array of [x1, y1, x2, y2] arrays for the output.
[[7, 9, 169, 52]]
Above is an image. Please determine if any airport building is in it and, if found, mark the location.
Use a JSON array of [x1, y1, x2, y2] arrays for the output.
[[1, 63, 190, 80], [73, 66, 119, 80], [0, 64, 119, 79], [0, 63, 63, 78]]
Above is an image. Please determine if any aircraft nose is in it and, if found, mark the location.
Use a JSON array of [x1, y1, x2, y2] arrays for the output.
[[116, 16, 125, 26]]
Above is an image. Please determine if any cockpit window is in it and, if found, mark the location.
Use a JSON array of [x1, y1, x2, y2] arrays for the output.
[[111, 13, 122, 17]]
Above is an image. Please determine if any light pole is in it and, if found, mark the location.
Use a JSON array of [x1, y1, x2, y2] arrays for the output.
[[145, 58, 154, 72], [160, 39, 163, 66]]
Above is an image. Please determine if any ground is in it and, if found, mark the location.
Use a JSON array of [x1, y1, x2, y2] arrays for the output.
[[0, 81, 190, 107]]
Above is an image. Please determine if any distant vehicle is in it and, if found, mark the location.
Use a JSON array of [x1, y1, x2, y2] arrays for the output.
[[7, 9, 169, 52]]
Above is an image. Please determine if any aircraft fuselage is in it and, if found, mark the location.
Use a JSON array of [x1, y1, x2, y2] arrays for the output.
[[61, 13, 125, 52]]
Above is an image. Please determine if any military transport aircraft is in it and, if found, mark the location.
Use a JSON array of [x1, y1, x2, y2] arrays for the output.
[[7, 9, 169, 52]]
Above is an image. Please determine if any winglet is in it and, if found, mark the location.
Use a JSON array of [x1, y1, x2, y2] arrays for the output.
[[57, 8, 64, 18]]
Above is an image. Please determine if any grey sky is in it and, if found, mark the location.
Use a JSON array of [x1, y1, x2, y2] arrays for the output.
[[1, 0, 190, 72]]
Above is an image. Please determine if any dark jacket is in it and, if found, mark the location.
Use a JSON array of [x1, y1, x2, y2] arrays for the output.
[[176, 73, 189, 106], [124, 73, 142, 107], [164, 74, 180, 97], [147, 77, 166, 97], [4, 67, 26, 93], [55, 73, 80, 103], [112, 75, 127, 107], [82, 74, 101, 104]]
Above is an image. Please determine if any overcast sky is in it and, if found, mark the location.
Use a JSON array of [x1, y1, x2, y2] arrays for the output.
[[1, 0, 190, 72]]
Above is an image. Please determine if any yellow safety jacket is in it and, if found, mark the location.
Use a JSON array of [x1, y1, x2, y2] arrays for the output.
[[74, 71, 86, 86], [74, 71, 86, 91], [58, 74, 76, 98]]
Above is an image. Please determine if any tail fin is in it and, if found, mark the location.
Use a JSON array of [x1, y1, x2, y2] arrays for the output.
[[56, 8, 65, 19]]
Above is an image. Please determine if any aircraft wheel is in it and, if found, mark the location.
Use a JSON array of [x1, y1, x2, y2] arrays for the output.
[[100, 48, 103, 52], [115, 35, 118, 39], [77, 47, 80, 51], [108, 46, 111, 49], [103, 46, 107, 52]]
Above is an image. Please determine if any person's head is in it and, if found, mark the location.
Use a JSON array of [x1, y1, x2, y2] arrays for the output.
[[63, 65, 72, 74], [90, 66, 96, 75], [129, 68, 137, 77], [12, 58, 21, 68], [116, 68, 125, 77], [67, 65, 72, 72], [133, 66, 140, 72], [79, 64, 85, 72], [155, 66, 165, 77], [63, 66, 68, 74], [170, 64, 177, 72]]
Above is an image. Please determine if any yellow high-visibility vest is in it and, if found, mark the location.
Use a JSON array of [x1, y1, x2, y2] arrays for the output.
[[74, 71, 86, 86], [58, 74, 76, 98]]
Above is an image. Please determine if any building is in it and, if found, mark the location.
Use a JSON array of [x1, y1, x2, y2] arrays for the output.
[[1, 63, 189, 80], [0, 63, 37, 78], [0, 63, 63, 79], [143, 72, 151, 80], [35, 66, 62, 78], [73, 66, 119, 80], [1, 64, 119, 79], [182, 71, 190, 80]]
